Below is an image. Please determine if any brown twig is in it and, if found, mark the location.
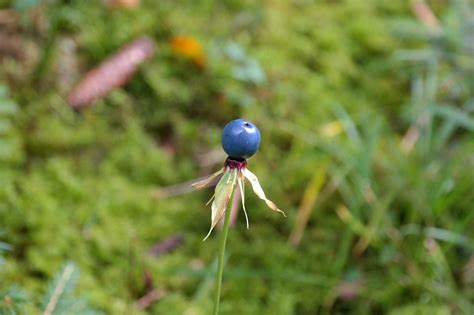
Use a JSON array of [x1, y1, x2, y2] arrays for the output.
[[401, 111, 429, 153], [136, 287, 167, 310], [411, 0, 441, 34], [149, 234, 185, 257]]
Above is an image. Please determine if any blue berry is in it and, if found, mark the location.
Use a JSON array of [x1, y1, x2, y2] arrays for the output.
[[221, 119, 261, 159]]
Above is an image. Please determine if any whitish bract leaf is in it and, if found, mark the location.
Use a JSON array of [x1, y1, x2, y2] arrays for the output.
[[242, 168, 286, 217], [237, 175, 250, 229], [203, 169, 237, 240]]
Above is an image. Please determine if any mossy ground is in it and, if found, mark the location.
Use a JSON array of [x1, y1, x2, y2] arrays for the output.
[[0, 0, 473, 314]]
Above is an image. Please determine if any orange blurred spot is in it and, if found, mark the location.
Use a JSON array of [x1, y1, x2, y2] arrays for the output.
[[169, 36, 206, 67]]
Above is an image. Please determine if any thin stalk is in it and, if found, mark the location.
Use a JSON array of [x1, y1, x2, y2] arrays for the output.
[[213, 202, 232, 315]]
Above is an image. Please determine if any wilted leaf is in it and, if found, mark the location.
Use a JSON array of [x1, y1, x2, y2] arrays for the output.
[[242, 168, 285, 217]]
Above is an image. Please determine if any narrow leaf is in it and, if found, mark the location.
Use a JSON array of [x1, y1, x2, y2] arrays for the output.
[[289, 163, 327, 246], [242, 168, 286, 217], [191, 168, 224, 190], [42, 263, 78, 315], [431, 104, 474, 131], [238, 176, 249, 229]]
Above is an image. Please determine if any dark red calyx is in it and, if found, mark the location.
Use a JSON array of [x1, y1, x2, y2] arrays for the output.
[[224, 157, 247, 171]]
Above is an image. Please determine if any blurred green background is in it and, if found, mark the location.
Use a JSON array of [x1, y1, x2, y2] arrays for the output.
[[0, 0, 473, 314]]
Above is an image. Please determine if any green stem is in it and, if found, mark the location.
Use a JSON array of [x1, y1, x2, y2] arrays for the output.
[[213, 202, 232, 315]]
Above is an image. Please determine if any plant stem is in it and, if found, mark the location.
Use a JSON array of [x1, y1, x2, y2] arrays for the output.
[[213, 203, 232, 315]]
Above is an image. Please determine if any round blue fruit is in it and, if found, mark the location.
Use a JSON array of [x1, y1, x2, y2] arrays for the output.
[[221, 119, 261, 159]]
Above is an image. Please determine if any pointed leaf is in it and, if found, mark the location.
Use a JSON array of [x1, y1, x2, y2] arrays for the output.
[[191, 168, 224, 190], [242, 168, 286, 217], [203, 169, 237, 240]]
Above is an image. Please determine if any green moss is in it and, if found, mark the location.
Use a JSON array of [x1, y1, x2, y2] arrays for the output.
[[1, 0, 473, 314]]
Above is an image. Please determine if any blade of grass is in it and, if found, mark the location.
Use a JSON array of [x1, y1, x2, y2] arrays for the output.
[[288, 161, 328, 246]]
